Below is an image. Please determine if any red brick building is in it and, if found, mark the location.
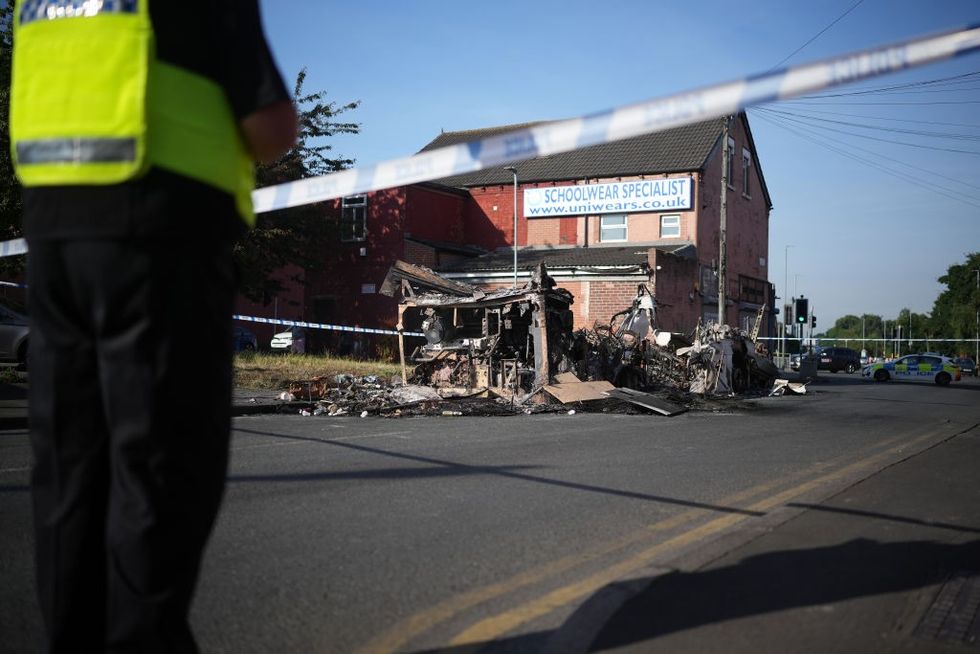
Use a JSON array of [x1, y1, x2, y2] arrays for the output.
[[238, 112, 774, 349]]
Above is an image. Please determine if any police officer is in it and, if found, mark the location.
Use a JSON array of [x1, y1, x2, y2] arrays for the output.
[[9, 1, 297, 651]]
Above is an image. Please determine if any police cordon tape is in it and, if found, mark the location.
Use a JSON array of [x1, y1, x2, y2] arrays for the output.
[[1, 23, 978, 261], [250, 23, 980, 213], [234, 314, 424, 338]]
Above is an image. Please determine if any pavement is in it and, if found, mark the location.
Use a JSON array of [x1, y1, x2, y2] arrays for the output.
[[549, 414, 980, 653]]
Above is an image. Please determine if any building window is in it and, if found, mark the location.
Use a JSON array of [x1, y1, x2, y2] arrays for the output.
[[341, 195, 367, 242], [660, 214, 680, 238], [739, 275, 766, 305], [742, 148, 751, 197], [726, 137, 735, 188], [600, 215, 627, 242]]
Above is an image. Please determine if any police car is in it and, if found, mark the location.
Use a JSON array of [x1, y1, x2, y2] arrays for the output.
[[862, 354, 961, 386]]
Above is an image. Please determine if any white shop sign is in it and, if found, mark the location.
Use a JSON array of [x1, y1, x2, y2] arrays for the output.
[[523, 177, 693, 218]]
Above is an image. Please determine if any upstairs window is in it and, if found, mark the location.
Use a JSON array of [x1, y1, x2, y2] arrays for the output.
[[742, 149, 752, 197], [600, 214, 627, 242], [660, 214, 680, 238], [341, 195, 367, 242]]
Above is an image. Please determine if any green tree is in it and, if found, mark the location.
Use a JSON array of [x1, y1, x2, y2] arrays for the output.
[[234, 69, 360, 301], [929, 252, 980, 356], [0, 2, 24, 278]]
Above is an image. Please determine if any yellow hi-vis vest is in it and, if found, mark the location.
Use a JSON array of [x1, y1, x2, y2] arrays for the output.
[[9, 0, 256, 225]]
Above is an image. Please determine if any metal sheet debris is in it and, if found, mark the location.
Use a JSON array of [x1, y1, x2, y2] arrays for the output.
[[605, 387, 687, 416], [769, 379, 809, 396]]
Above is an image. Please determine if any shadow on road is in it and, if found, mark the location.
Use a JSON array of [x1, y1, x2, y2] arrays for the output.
[[787, 503, 980, 535], [231, 427, 766, 517], [584, 538, 980, 651]]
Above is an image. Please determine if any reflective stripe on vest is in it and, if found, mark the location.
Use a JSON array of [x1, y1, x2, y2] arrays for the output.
[[16, 137, 137, 165], [19, 0, 138, 25]]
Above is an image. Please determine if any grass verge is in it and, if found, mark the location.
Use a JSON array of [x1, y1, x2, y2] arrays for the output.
[[234, 352, 402, 390]]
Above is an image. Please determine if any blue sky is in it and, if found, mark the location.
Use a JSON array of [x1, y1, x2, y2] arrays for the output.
[[257, 0, 980, 331]]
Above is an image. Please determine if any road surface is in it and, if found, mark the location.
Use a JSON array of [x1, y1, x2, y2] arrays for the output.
[[1, 374, 978, 652]]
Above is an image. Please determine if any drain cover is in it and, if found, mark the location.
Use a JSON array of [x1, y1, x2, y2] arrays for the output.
[[915, 572, 980, 646]]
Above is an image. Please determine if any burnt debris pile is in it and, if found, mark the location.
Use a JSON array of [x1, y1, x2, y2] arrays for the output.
[[275, 261, 783, 417]]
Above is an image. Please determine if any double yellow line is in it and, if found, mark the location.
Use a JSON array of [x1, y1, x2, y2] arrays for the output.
[[356, 424, 954, 653]]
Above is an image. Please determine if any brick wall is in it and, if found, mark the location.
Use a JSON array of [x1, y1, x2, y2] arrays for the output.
[[403, 240, 437, 268], [695, 116, 771, 326]]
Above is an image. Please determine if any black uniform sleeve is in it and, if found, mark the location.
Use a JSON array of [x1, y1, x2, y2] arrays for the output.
[[212, 0, 292, 119], [151, 0, 291, 119]]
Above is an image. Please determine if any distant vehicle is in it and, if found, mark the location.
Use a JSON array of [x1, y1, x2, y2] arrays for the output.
[[270, 326, 306, 353], [952, 356, 977, 377], [233, 325, 257, 352], [789, 350, 818, 371], [270, 329, 293, 352], [0, 301, 30, 369], [863, 354, 961, 386], [817, 346, 861, 373]]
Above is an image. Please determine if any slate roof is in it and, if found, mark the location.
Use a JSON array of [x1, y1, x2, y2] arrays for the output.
[[420, 118, 726, 187], [440, 243, 695, 275]]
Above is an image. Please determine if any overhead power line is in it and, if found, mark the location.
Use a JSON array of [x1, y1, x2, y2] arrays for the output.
[[762, 106, 980, 129], [754, 108, 980, 155], [757, 106, 980, 141], [750, 109, 980, 208], [768, 0, 867, 71], [798, 70, 980, 98]]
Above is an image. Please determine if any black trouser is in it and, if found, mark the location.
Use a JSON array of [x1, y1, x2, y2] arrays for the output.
[[27, 235, 236, 653]]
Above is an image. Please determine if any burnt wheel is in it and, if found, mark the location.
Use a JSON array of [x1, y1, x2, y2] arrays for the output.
[[873, 369, 889, 382]]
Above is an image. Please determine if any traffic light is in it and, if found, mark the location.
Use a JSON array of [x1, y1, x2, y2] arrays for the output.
[[783, 304, 793, 325], [811, 315, 817, 328], [794, 298, 808, 324]]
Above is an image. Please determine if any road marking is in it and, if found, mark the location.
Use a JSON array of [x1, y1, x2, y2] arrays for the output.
[[0, 466, 31, 474], [448, 426, 950, 646], [353, 428, 930, 653]]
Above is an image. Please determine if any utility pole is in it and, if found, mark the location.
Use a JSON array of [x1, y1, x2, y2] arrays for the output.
[[974, 269, 979, 364], [717, 116, 731, 326]]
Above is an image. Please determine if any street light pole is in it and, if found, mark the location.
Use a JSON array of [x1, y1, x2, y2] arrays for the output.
[[504, 166, 519, 287], [782, 244, 794, 368]]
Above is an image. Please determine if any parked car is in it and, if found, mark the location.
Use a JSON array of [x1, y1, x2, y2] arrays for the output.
[[270, 326, 306, 353], [789, 350, 818, 371], [952, 356, 977, 377], [270, 329, 293, 352], [862, 354, 961, 386], [0, 301, 30, 369], [233, 325, 257, 352], [817, 346, 861, 373]]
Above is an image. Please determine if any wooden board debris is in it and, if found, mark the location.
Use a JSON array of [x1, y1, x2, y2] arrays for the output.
[[543, 380, 616, 403]]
